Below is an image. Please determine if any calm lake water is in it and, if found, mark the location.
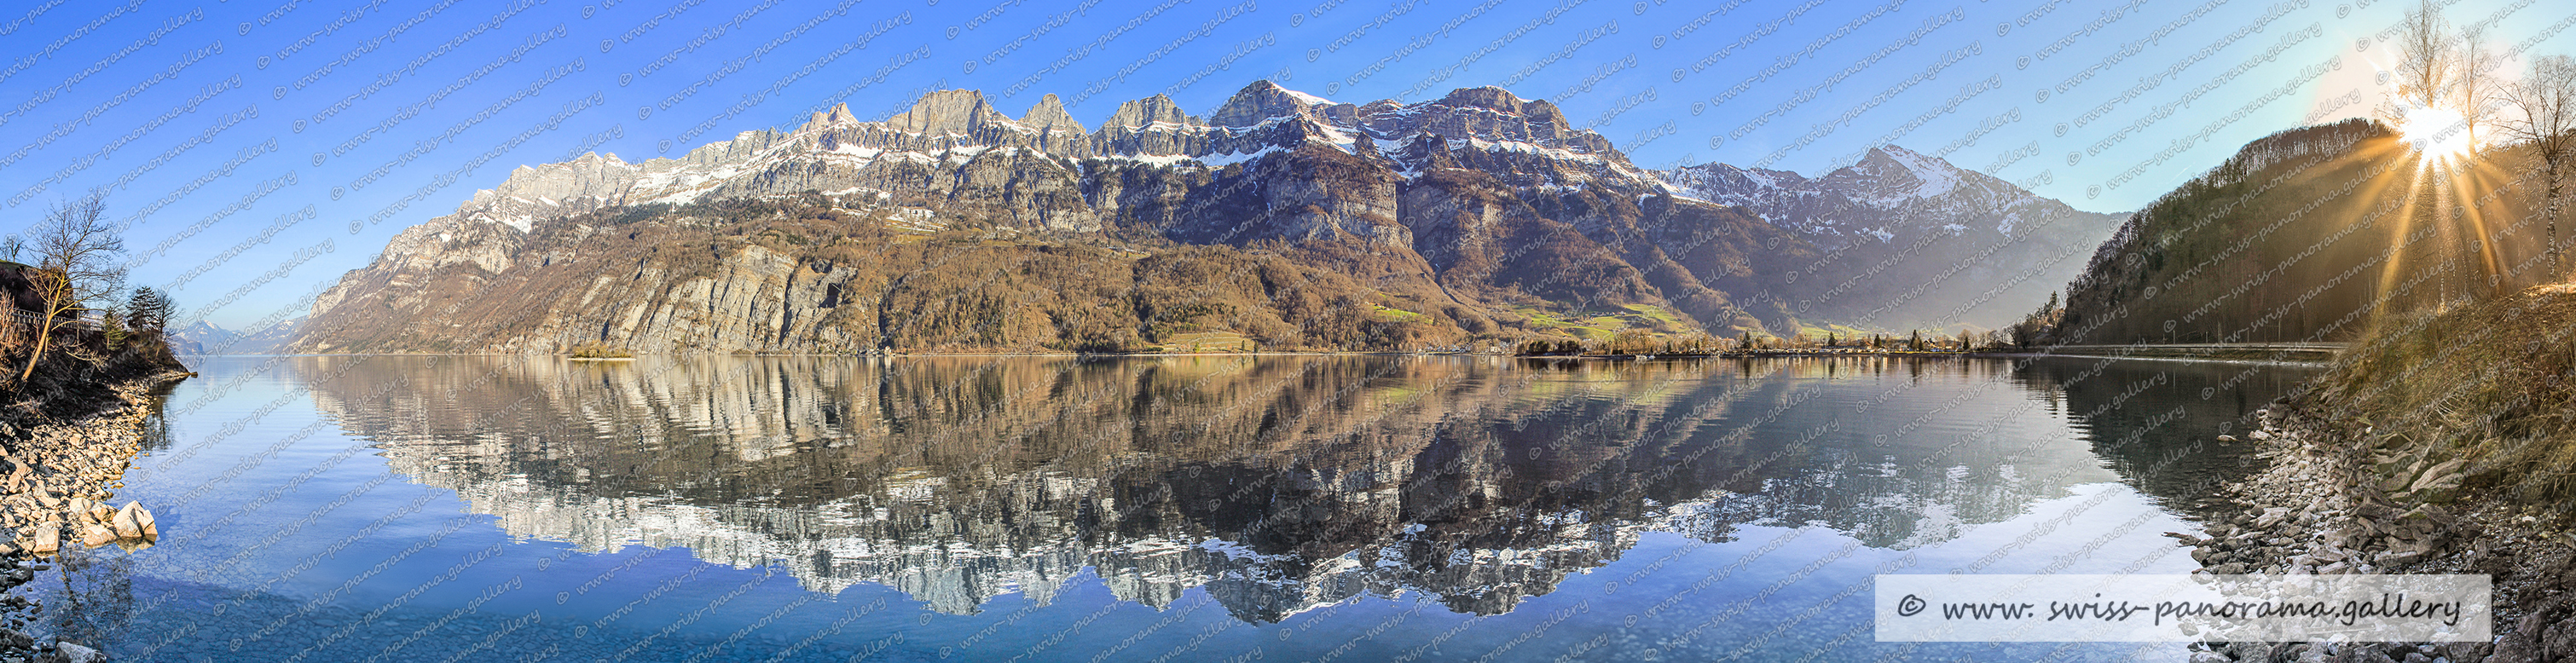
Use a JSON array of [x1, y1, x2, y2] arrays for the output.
[[34, 355, 2315, 661]]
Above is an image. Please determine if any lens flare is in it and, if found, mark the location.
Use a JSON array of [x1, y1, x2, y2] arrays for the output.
[[2399, 105, 2474, 160]]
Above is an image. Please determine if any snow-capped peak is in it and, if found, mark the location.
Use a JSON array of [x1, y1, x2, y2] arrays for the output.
[[1654, 145, 2075, 246], [1278, 85, 1332, 107], [1869, 146, 1959, 199]]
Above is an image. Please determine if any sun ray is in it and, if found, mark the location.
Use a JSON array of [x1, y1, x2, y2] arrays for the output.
[[2372, 140, 2441, 317], [2398, 105, 2475, 164], [2450, 146, 2535, 291]]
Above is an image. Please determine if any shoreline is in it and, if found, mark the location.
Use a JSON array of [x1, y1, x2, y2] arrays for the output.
[[203, 343, 2347, 363], [2185, 404, 2572, 662], [201, 349, 2043, 360], [0, 368, 187, 661]]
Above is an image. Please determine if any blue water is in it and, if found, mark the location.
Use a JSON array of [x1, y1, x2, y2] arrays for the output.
[[31, 354, 2315, 661]]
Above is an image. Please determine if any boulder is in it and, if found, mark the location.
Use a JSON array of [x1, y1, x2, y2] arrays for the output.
[[109, 504, 143, 539], [75, 524, 113, 548], [43, 642, 101, 663]]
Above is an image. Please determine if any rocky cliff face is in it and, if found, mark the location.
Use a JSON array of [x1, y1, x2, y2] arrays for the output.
[[298, 81, 2114, 354]]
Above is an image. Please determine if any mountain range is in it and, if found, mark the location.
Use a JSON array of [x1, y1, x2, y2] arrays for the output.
[[172, 317, 304, 355], [1663, 147, 2123, 330], [288, 81, 2126, 355]]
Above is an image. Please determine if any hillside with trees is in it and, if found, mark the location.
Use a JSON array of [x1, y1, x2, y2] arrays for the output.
[[2058, 1, 2576, 347]]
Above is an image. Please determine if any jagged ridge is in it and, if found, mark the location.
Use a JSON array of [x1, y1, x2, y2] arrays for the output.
[[297, 81, 2115, 354]]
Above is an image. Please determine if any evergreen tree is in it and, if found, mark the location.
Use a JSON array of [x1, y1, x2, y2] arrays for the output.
[[126, 286, 173, 334]]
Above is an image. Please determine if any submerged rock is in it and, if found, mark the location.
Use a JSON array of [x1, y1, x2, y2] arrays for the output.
[[43, 642, 101, 663]]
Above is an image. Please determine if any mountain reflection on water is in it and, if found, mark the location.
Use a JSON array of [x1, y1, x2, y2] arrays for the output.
[[296, 354, 2308, 624]]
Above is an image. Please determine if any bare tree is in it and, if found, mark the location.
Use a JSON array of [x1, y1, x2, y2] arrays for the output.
[[18, 192, 127, 383], [2504, 55, 2576, 275], [2457, 24, 2501, 153], [2390, 0, 2456, 121], [2390, 1, 2457, 305]]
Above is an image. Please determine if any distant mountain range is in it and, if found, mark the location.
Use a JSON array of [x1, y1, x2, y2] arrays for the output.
[[1662, 146, 2124, 330], [292, 81, 2124, 355], [173, 317, 304, 355]]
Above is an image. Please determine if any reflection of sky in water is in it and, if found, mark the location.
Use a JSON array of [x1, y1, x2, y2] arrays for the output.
[[34, 355, 2315, 661]]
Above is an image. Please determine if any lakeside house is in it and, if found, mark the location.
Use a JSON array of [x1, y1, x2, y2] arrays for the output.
[[0, 261, 100, 336]]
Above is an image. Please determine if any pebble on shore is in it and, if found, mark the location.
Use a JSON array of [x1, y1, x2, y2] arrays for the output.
[[2182, 406, 2576, 662], [0, 372, 185, 662]]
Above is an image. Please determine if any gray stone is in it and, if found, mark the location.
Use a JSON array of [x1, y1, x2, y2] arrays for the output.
[[40, 643, 99, 663]]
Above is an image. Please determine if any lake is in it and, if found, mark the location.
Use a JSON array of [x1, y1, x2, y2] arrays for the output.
[[30, 354, 2316, 661]]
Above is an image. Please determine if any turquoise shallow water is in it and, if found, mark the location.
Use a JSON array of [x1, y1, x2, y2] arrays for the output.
[[32, 354, 2314, 662]]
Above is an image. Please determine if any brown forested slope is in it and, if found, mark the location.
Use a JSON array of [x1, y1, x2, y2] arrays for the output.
[[2058, 118, 2552, 345]]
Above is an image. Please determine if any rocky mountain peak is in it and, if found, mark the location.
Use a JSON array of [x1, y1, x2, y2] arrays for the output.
[[1020, 94, 1084, 135], [1363, 86, 1609, 162], [1435, 86, 1525, 113], [1415, 87, 1568, 131], [805, 102, 861, 129], [1207, 80, 1352, 128], [1828, 145, 1968, 199], [886, 89, 1016, 135], [1105, 94, 1195, 129], [468, 153, 645, 224]]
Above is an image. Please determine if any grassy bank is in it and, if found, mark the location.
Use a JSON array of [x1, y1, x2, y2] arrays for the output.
[[2293, 285, 2576, 508], [2199, 285, 2576, 661]]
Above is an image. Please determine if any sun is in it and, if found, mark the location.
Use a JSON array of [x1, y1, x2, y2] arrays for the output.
[[2398, 104, 2475, 160]]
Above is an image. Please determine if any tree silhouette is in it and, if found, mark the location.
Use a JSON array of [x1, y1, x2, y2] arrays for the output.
[[125, 287, 172, 335], [19, 192, 126, 383], [2504, 55, 2576, 276]]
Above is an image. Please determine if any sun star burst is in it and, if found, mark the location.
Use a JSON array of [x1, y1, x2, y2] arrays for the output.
[[2399, 105, 2475, 161]]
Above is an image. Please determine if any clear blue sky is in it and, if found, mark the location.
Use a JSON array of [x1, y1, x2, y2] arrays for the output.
[[0, 0, 2561, 330]]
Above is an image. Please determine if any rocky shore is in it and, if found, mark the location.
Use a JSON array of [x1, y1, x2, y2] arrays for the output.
[[0, 370, 185, 663], [2180, 406, 2576, 662]]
